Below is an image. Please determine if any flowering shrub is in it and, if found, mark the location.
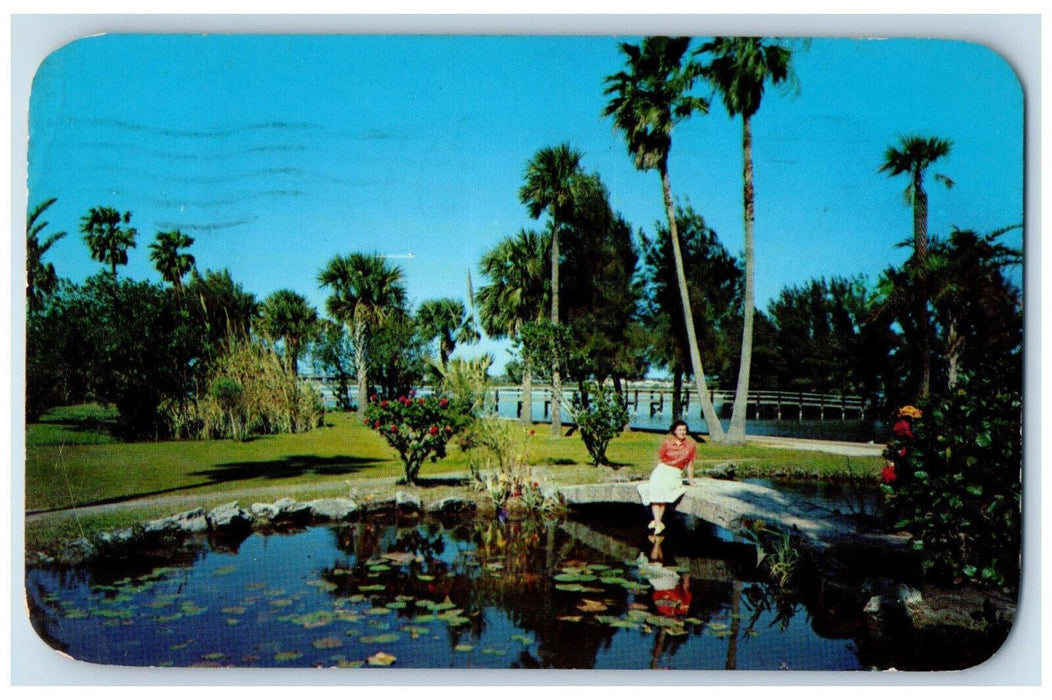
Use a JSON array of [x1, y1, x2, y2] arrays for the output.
[[570, 382, 630, 466], [363, 392, 471, 485], [881, 373, 1022, 591], [464, 418, 560, 516]]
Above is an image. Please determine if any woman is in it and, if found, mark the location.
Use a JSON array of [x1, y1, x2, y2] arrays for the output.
[[637, 419, 696, 534]]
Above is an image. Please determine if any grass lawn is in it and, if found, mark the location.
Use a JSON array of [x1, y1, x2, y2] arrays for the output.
[[23, 404, 882, 551]]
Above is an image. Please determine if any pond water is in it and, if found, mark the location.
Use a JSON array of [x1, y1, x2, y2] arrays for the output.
[[26, 503, 895, 671]]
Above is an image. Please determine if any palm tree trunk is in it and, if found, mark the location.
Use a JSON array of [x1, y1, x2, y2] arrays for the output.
[[672, 369, 683, 421], [352, 322, 369, 413], [550, 226, 563, 437], [727, 115, 756, 445], [914, 183, 932, 399], [661, 166, 725, 441]]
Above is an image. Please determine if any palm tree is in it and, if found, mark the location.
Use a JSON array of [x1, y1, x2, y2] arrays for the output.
[[602, 35, 725, 441], [879, 134, 954, 398], [258, 289, 319, 377], [519, 143, 586, 436], [416, 297, 479, 365], [318, 252, 407, 412], [476, 229, 550, 426], [26, 197, 67, 313], [697, 36, 795, 444], [80, 206, 137, 279], [148, 229, 196, 292]]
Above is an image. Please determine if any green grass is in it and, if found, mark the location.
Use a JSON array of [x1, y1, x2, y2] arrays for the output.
[[23, 404, 882, 551]]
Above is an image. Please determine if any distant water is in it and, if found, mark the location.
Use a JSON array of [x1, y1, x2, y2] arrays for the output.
[[493, 396, 887, 443]]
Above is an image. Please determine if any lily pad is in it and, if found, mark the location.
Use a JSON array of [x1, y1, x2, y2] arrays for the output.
[[454, 644, 473, 652], [274, 651, 303, 662], [360, 633, 400, 644], [312, 636, 343, 649], [359, 584, 386, 592], [213, 565, 237, 576], [367, 651, 396, 666]]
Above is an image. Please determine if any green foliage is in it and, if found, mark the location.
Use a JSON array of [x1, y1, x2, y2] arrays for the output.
[[363, 392, 472, 485], [739, 520, 802, 588], [881, 373, 1021, 591], [570, 382, 629, 466], [430, 355, 494, 417], [462, 418, 560, 515]]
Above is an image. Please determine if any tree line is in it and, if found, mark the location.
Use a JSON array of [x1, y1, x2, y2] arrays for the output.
[[25, 35, 1022, 444]]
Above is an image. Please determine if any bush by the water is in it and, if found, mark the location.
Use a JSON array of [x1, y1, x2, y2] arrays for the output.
[[364, 392, 472, 485], [881, 372, 1021, 591], [570, 382, 630, 466]]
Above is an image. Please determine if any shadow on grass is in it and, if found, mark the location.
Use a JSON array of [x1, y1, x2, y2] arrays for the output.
[[193, 454, 382, 483]]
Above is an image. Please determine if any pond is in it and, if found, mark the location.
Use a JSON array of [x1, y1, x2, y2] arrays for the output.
[[25, 502, 911, 672]]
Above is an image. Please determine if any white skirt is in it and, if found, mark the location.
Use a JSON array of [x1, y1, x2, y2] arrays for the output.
[[637, 463, 686, 506]]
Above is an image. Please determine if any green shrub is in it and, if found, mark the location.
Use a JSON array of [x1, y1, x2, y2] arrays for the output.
[[570, 382, 629, 466], [881, 373, 1021, 591], [363, 392, 472, 485]]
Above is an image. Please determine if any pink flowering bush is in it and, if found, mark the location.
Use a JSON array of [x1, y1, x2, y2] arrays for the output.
[[363, 392, 471, 485]]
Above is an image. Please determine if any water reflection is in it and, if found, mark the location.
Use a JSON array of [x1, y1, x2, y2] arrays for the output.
[[26, 511, 869, 670]]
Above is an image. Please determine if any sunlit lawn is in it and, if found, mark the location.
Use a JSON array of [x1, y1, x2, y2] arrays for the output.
[[24, 403, 881, 550]]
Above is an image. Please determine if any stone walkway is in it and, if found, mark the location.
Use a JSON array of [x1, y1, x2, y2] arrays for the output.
[[553, 478, 905, 554]]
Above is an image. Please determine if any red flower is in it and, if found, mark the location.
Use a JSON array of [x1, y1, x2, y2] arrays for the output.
[[390, 424, 398, 433], [529, 429, 536, 436], [439, 398, 449, 408], [898, 447, 908, 458], [363, 419, 370, 426], [370, 394, 378, 403], [892, 419, 913, 439], [429, 425, 439, 436], [418, 398, 426, 406], [373, 420, 381, 428], [380, 399, 389, 408], [882, 464, 897, 484]]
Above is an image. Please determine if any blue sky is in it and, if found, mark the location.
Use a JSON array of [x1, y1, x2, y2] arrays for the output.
[[26, 33, 1024, 372]]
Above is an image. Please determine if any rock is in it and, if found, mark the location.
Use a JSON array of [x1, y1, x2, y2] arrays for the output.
[[702, 462, 737, 480], [395, 491, 422, 513], [363, 495, 396, 514], [250, 502, 281, 520], [307, 498, 360, 521], [206, 502, 253, 532], [426, 496, 477, 515], [272, 499, 313, 525], [146, 508, 207, 534]]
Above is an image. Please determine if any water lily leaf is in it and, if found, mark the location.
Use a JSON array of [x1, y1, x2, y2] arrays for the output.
[[337, 659, 365, 668], [441, 615, 471, 626], [365, 607, 392, 616], [367, 651, 397, 666], [511, 634, 533, 645], [416, 574, 436, 581], [332, 568, 355, 576], [557, 615, 583, 622], [214, 565, 237, 576], [454, 644, 473, 652], [413, 614, 438, 623], [274, 651, 302, 662], [63, 609, 88, 619], [577, 599, 608, 613], [684, 617, 703, 626], [665, 626, 688, 636], [383, 552, 419, 564], [225, 618, 239, 626], [481, 648, 505, 655], [359, 584, 386, 592], [359, 633, 400, 644], [312, 636, 343, 649], [706, 622, 729, 632], [400, 625, 430, 638], [610, 620, 640, 630], [221, 606, 247, 615], [385, 601, 407, 610], [368, 564, 391, 572], [307, 579, 338, 592], [647, 615, 683, 628], [555, 583, 586, 592], [269, 599, 294, 608], [202, 652, 225, 660]]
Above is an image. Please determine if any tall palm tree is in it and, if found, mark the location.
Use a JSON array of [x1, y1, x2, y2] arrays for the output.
[[519, 143, 586, 436], [476, 229, 550, 426], [258, 289, 319, 377], [26, 197, 67, 313], [80, 206, 137, 279], [148, 229, 196, 292], [697, 36, 795, 444], [879, 134, 954, 399], [602, 35, 725, 441], [416, 297, 479, 365], [318, 252, 407, 412]]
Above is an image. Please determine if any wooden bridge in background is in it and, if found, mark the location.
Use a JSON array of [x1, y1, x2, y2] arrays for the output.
[[491, 385, 869, 422]]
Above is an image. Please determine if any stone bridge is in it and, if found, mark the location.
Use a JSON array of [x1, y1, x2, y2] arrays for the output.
[[550, 478, 907, 556]]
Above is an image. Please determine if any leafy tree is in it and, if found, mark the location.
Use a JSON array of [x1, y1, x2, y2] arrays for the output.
[[80, 206, 137, 279], [879, 134, 954, 399], [766, 276, 874, 395], [26, 197, 67, 313], [148, 229, 196, 292], [257, 289, 319, 377], [318, 253, 407, 412], [310, 318, 356, 411], [696, 36, 796, 444], [416, 297, 479, 365], [185, 268, 258, 363], [559, 174, 646, 388], [476, 229, 550, 425], [569, 381, 630, 466], [602, 36, 725, 441], [368, 309, 428, 400], [639, 203, 742, 419], [519, 143, 588, 436]]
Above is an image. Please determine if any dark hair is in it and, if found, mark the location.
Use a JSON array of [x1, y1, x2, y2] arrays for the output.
[[669, 419, 689, 434]]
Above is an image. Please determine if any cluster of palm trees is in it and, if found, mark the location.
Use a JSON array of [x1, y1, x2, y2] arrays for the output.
[[26, 35, 978, 443]]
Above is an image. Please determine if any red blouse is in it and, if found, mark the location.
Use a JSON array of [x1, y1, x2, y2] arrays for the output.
[[658, 435, 697, 470]]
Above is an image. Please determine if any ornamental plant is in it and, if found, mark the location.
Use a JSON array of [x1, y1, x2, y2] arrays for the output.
[[363, 392, 472, 485], [569, 381, 630, 466], [881, 372, 1022, 591]]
